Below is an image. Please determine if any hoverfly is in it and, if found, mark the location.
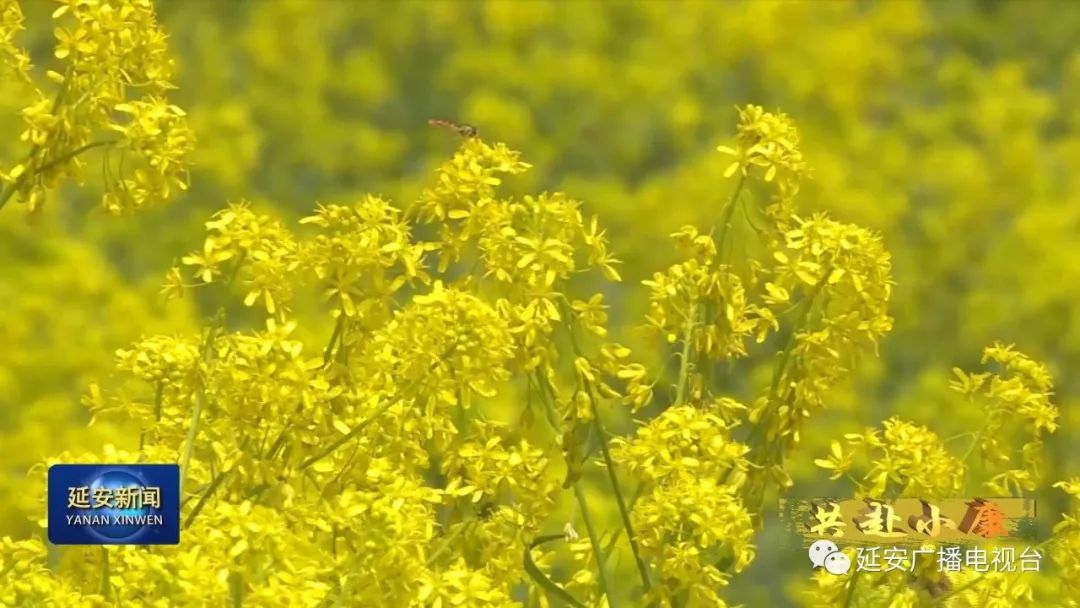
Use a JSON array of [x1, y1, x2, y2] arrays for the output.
[[428, 118, 478, 139]]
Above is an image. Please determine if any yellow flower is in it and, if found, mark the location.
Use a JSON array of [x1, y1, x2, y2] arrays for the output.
[[181, 240, 234, 283], [717, 104, 807, 187], [813, 440, 853, 481]]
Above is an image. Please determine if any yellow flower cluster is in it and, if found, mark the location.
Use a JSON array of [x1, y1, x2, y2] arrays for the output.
[[1, 9, 1075, 599], [0, 536, 102, 607], [5, 3, 1080, 606], [0, 0, 29, 79], [613, 404, 755, 605], [718, 104, 807, 186], [413, 137, 532, 270], [0, 113, 681, 604], [299, 196, 431, 324], [1, 0, 192, 214], [373, 283, 515, 418], [614, 403, 751, 488], [416, 561, 517, 608], [717, 103, 808, 231], [633, 477, 754, 608], [643, 226, 776, 362], [816, 416, 963, 498], [809, 344, 1060, 606], [1052, 479, 1080, 604], [951, 342, 1059, 494], [437, 420, 558, 591], [177, 202, 299, 316], [744, 212, 894, 509]]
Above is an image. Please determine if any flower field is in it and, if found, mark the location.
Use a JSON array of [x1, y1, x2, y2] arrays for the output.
[[2, 1, 1080, 606]]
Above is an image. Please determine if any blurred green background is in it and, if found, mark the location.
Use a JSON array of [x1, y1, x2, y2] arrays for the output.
[[3, 1, 1079, 605]]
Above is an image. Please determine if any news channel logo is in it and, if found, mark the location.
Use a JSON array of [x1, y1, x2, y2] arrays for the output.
[[48, 464, 180, 545]]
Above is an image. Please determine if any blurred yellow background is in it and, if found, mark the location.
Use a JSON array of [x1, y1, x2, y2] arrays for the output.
[[3, 1, 1079, 605]]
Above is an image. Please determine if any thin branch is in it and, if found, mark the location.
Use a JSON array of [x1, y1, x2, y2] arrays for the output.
[[523, 534, 588, 608], [0, 140, 117, 212], [673, 300, 697, 408], [299, 381, 422, 471], [183, 469, 230, 528]]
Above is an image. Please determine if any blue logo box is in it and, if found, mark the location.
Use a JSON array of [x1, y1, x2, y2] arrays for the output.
[[48, 464, 180, 545]]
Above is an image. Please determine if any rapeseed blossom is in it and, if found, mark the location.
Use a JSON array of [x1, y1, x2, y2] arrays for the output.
[[0, 0, 29, 79], [2, 2, 1079, 607], [1, 0, 192, 214]]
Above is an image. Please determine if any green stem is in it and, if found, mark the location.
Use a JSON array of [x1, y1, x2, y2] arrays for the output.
[[179, 313, 226, 498], [841, 564, 862, 608], [528, 374, 562, 433], [322, 315, 345, 367], [425, 520, 477, 567], [139, 380, 164, 453], [299, 380, 422, 471], [335, 574, 353, 607], [599, 488, 642, 559], [960, 427, 984, 465], [715, 173, 747, 260], [571, 482, 617, 607], [673, 300, 697, 408], [0, 140, 117, 212], [262, 309, 346, 464], [262, 425, 290, 460], [179, 382, 206, 499], [222, 252, 247, 294], [98, 547, 110, 597], [589, 410, 651, 594], [531, 367, 616, 607], [557, 300, 652, 595], [523, 534, 588, 608], [178, 251, 253, 498], [38, 140, 117, 175], [740, 192, 768, 234], [746, 275, 827, 456], [736, 276, 828, 517], [958, 424, 986, 492], [184, 469, 230, 528], [229, 571, 244, 608], [768, 278, 825, 404], [0, 74, 70, 211]]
